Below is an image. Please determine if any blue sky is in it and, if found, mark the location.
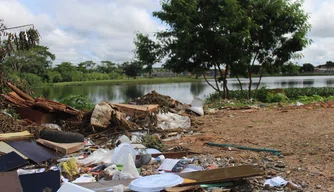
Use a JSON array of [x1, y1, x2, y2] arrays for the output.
[[1, 0, 334, 66]]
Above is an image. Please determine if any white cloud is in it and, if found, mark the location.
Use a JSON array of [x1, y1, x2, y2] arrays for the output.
[[0, 0, 164, 65], [0, 0, 333, 66]]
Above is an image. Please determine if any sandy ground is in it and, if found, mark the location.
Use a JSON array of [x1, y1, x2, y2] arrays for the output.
[[164, 103, 334, 191]]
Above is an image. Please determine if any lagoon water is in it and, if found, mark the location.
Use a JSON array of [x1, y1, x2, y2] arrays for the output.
[[33, 76, 334, 104]]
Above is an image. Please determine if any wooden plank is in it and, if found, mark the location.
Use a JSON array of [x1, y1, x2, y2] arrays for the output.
[[0, 131, 33, 141], [36, 139, 84, 154], [178, 165, 264, 185]]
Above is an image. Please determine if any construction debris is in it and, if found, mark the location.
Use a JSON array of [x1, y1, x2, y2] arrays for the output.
[[0, 82, 315, 191]]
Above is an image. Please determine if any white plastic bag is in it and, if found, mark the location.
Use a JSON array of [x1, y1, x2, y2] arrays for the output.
[[188, 97, 205, 116], [157, 112, 191, 129], [80, 148, 114, 166]]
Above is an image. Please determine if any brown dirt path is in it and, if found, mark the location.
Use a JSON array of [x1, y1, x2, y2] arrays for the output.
[[165, 105, 334, 191]]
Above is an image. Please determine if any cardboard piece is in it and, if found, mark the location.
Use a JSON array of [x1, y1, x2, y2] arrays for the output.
[[0, 151, 28, 172], [0, 141, 28, 159], [178, 165, 264, 185], [5, 140, 57, 164], [36, 139, 84, 154], [19, 171, 61, 192], [0, 131, 33, 141], [0, 171, 23, 192]]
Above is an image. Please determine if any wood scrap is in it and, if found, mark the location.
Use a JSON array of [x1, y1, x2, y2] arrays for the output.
[[7, 82, 34, 101], [36, 139, 84, 154], [0, 131, 33, 141]]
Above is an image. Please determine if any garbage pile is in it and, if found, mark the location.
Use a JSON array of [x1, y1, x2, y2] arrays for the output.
[[0, 82, 269, 192]]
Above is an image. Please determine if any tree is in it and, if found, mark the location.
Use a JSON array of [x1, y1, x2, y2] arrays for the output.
[[3, 45, 55, 81], [300, 63, 314, 73], [282, 62, 300, 74], [55, 62, 78, 82], [78, 61, 96, 73], [134, 33, 161, 77], [153, 0, 250, 99], [122, 61, 143, 79], [235, 0, 311, 99], [96, 61, 116, 74], [0, 19, 40, 92]]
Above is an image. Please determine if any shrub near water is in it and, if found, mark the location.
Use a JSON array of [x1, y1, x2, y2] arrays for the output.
[[60, 95, 94, 111], [206, 87, 334, 103]]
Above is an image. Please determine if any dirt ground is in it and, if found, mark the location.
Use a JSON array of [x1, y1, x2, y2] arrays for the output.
[[165, 103, 334, 191]]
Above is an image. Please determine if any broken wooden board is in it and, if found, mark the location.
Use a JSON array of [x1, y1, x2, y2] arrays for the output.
[[0, 131, 33, 141], [178, 165, 264, 185], [113, 103, 159, 117], [36, 139, 84, 154], [0, 141, 28, 159]]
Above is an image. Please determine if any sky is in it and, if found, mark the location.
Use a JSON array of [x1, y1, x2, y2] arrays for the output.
[[0, 0, 333, 67]]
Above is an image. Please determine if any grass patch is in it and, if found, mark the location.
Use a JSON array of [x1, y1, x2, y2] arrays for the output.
[[37, 77, 202, 87], [206, 87, 334, 106]]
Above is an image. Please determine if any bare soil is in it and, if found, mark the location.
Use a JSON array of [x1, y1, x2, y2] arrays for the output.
[[165, 103, 334, 191]]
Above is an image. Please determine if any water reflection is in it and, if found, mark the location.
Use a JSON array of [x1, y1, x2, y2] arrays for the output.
[[190, 82, 206, 96], [302, 79, 314, 86], [118, 85, 145, 102], [33, 76, 334, 104]]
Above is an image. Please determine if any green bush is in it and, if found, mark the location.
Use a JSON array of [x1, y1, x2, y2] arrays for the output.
[[59, 95, 94, 110], [20, 73, 43, 87]]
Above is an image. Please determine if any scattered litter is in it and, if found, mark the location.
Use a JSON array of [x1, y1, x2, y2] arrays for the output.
[[264, 176, 288, 187], [188, 97, 205, 116], [157, 112, 191, 129], [129, 173, 184, 192]]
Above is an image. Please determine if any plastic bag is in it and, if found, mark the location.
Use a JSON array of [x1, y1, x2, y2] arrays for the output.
[[188, 97, 205, 116], [157, 112, 191, 129], [80, 148, 114, 166]]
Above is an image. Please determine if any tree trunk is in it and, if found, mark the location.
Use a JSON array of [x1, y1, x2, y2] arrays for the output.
[[236, 75, 246, 99]]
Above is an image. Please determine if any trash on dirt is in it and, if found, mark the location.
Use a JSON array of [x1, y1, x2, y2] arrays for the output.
[[128, 173, 184, 192], [58, 182, 94, 192], [39, 129, 85, 143], [188, 97, 205, 116], [296, 101, 304, 106], [72, 174, 96, 183], [205, 142, 281, 155], [80, 148, 114, 166], [157, 112, 191, 130], [19, 170, 61, 192], [263, 176, 288, 187]]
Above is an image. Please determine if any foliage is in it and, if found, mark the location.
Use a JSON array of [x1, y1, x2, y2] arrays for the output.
[[282, 62, 301, 75], [0, 19, 41, 94], [139, 134, 164, 151], [134, 33, 161, 77], [153, 0, 249, 99], [20, 73, 43, 87], [3, 45, 55, 81], [59, 95, 94, 111], [300, 63, 314, 73], [234, 0, 312, 99], [122, 61, 143, 78], [297, 95, 324, 103]]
